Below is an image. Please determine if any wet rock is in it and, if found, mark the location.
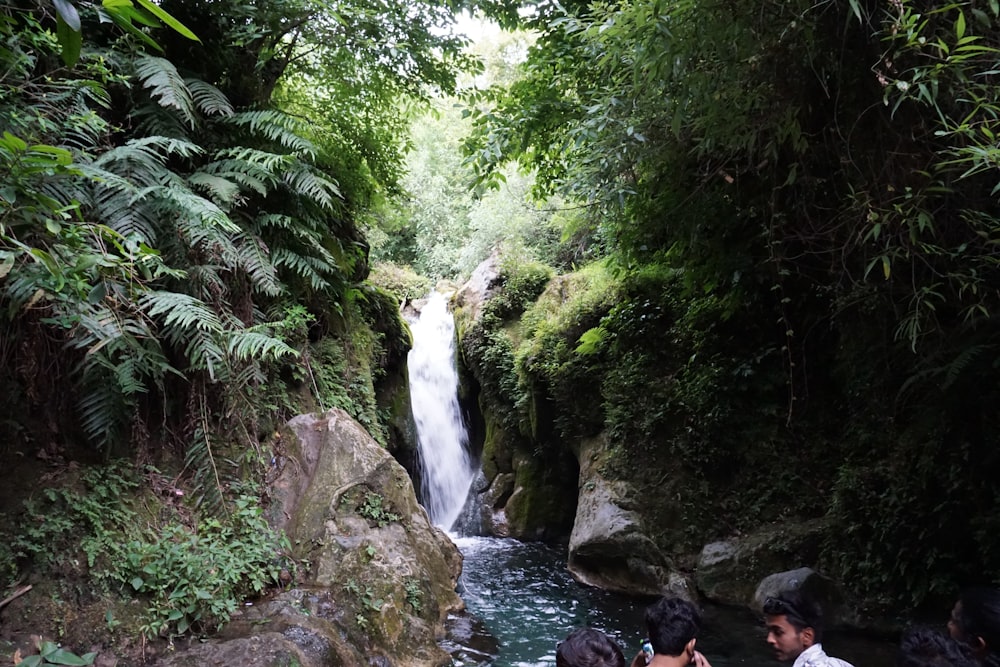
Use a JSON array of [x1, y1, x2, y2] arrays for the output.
[[567, 433, 692, 597], [441, 611, 500, 665]]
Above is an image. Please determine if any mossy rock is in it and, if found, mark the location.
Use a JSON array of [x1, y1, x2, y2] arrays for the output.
[[264, 410, 462, 666], [503, 450, 577, 540]]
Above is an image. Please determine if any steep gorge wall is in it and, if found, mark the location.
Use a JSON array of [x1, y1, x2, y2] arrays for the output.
[[451, 255, 1000, 621]]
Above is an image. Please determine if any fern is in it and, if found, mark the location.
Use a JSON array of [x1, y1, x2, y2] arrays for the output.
[[185, 78, 234, 118], [232, 231, 282, 297], [183, 329, 226, 381], [187, 172, 242, 208], [139, 291, 223, 333], [92, 136, 201, 186], [226, 330, 298, 362], [135, 55, 196, 128], [226, 110, 317, 157], [81, 165, 159, 242], [271, 247, 331, 291], [78, 364, 128, 450], [282, 164, 342, 211], [186, 394, 226, 514], [149, 182, 241, 235]]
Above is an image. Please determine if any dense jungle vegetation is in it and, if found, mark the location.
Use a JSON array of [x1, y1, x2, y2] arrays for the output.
[[2, 0, 1000, 658], [446, 0, 1000, 615], [0, 0, 477, 655]]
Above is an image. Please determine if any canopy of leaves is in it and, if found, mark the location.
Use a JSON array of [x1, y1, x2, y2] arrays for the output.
[[0, 0, 477, 510]]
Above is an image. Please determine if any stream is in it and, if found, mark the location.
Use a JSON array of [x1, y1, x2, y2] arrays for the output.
[[407, 293, 896, 667], [441, 535, 895, 667]]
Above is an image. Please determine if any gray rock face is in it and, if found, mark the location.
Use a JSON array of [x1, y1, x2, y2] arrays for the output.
[[695, 520, 828, 606], [453, 250, 501, 323], [156, 633, 312, 667], [162, 409, 463, 667], [567, 434, 692, 598]]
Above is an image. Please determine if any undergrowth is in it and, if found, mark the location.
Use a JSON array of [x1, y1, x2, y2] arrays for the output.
[[2, 462, 293, 640]]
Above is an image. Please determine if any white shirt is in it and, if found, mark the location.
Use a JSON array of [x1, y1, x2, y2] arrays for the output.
[[793, 644, 855, 667]]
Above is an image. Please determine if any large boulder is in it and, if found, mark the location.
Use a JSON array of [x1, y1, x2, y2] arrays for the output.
[[452, 250, 501, 326], [213, 409, 464, 667], [694, 520, 828, 606], [567, 433, 693, 598], [752, 567, 849, 629]]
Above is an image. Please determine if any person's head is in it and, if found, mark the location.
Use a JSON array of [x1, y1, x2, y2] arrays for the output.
[[556, 627, 626, 667], [899, 626, 979, 667], [763, 589, 825, 662], [644, 596, 701, 658], [948, 588, 1000, 661]]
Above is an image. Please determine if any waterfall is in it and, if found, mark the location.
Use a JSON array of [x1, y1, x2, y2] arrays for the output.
[[408, 291, 476, 531]]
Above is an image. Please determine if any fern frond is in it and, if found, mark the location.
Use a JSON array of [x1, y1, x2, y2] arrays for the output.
[[183, 329, 226, 380], [132, 103, 193, 140], [943, 344, 986, 389], [271, 247, 330, 290], [232, 232, 282, 297], [185, 78, 234, 118], [253, 213, 296, 230], [229, 362, 266, 389], [211, 147, 292, 174], [93, 136, 202, 185], [187, 172, 242, 208], [226, 110, 316, 157], [135, 55, 196, 127], [147, 183, 241, 235], [78, 364, 128, 450], [202, 148, 291, 196], [184, 264, 228, 302], [139, 290, 223, 333], [282, 164, 342, 211], [80, 165, 159, 241], [227, 330, 298, 362]]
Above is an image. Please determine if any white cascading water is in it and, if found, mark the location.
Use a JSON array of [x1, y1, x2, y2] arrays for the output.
[[408, 292, 476, 531]]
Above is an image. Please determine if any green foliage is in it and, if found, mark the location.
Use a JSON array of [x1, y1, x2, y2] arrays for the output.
[[514, 262, 620, 441], [459, 258, 554, 433], [372, 92, 584, 279], [484, 259, 553, 321], [120, 495, 293, 638], [367, 262, 433, 303], [459, 0, 1000, 610], [356, 492, 401, 527], [15, 639, 96, 667], [0, 0, 468, 514], [404, 578, 423, 613], [1, 462, 292, 639], [11, 463, 139, 576], [343, 576, 386, 631]]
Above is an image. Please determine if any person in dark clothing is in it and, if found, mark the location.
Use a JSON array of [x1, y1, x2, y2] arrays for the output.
[[948, 587, 1000, 667], [899, 626, 979, 667]]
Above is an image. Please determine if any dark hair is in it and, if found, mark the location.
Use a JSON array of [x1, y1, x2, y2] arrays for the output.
[[644, 597, 701, 657], [899, 626, 979, 667], [763, 589, 825, 642], [958, 588, 1000, 652], [557, 628, 626, 667]]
